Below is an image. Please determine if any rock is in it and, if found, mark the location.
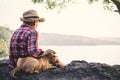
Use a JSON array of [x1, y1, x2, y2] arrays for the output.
[[0, 60, 120, 80]]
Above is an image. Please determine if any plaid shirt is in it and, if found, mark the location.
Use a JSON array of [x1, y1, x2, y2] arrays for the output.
[[8, 24, 44, 69]]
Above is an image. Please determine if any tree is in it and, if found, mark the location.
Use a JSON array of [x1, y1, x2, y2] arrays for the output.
[[111, 0, 120, 13], [31, 0, 120, 14], [0, 38, 9, 57], [0, 26, 13, 57]]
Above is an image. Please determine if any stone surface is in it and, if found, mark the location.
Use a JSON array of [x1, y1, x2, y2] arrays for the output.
[[0, 59, 120, 80]]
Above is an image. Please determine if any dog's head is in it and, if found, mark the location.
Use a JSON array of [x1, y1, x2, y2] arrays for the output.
[[42, 49, 66, 68], [43, 49, 56, 57], [43, 49, 60, 66]]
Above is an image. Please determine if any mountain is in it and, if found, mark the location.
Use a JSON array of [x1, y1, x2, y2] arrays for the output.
[[0, 26, 120, 46], [38, 33, 120, 46], [99, 37, 120, 43]]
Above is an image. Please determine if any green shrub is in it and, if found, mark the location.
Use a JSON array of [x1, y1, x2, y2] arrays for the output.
[[0, 26, 13, 58]]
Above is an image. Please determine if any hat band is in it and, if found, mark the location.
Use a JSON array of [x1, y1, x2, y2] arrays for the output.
[[24, 16, 39, 19]]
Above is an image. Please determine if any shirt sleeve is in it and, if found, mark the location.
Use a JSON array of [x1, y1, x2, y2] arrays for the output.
[[27, 30, 44, 57]]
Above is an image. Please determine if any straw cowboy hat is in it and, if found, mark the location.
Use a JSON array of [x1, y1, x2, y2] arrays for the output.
[[20, 10, 45, 22]]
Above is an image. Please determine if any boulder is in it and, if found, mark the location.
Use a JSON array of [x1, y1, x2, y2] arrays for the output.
[[0, 59, 120, 80]]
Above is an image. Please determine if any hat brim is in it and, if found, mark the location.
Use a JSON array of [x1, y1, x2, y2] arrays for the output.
[[20, 17, 45, 22]]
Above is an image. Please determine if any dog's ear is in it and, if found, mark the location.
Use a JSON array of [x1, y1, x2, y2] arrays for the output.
[[52, 50, 56, 54]]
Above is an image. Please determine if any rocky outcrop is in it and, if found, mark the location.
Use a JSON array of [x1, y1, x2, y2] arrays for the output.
[[0, 59, 120, 80]]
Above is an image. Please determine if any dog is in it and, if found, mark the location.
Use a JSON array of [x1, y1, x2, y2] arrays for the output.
[[10, 49, 65, 79]]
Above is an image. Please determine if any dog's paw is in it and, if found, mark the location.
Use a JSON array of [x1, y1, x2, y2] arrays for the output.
[[34, 70, 39, 73]]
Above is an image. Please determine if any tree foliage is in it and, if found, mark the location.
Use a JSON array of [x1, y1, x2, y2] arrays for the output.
[[0, 26, 13, 57], [0, 38, 9, 57], [31, 0, 120, 14], [32, 0, 75, 10]]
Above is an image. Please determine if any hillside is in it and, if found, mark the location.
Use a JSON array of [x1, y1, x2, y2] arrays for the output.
[[39, 33, 120, 46], [0, 26, 13, 41], [0, 26, 120, 46], [99, 37, 120, 43], [0, 26, 13, 57]]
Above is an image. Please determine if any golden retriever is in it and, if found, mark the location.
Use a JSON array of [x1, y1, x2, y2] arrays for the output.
[[10, 49, 65, 79]]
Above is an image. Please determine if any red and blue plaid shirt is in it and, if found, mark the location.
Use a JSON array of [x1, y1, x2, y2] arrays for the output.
[[8, 24, 44, 69]]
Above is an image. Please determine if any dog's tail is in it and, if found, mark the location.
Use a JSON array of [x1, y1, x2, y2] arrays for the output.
[[10, 65, 22, 79], [10, 58, 23, 79]]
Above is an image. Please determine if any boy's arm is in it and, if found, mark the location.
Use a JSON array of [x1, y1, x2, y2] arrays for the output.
[[27, 31, 44, 57]]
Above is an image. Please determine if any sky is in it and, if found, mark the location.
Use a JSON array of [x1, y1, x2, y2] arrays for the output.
[[0, 0, 120, 37]]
